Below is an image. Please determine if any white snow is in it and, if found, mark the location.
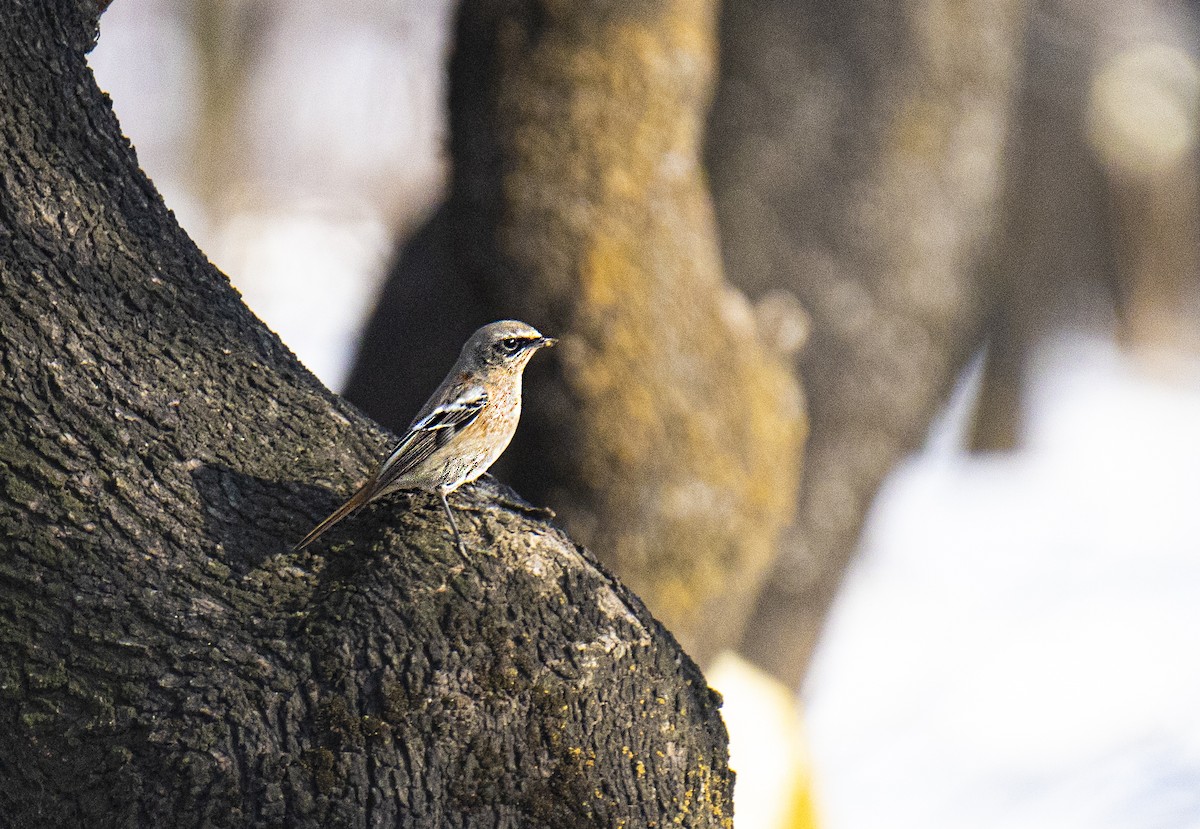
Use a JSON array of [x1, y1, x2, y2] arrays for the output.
[[805, 332, 1200, 829]]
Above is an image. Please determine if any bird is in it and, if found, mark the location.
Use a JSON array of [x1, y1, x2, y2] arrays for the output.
[[294, 320, 556, 555]]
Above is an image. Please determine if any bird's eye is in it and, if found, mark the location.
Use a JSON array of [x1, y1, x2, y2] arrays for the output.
[[498, 337, 522, 354]]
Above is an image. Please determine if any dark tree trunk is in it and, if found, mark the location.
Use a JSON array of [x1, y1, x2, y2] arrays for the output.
[[0, 3, 733, 827], [706, 0, 1029, 685], [968, 0, 1121, 452]]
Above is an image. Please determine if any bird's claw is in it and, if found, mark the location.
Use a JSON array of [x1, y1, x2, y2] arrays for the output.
[[457, 484, 555, 520]]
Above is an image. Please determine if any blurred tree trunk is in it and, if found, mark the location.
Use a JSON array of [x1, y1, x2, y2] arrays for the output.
[[1089, 1, 1200, 361], [347, 0, 806, 666], [706, 0, 1030, 685], [0, 3, 733, 826], [189, 0, 265, 213], [969, 0, 1121, 452], [970, 0, 1200, 451]]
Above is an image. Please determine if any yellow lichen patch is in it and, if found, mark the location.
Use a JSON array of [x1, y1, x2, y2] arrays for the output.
[[496, 0, 807, 663]]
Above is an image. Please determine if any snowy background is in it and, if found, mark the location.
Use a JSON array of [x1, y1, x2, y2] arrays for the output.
[[806, 332, 1200, 829]]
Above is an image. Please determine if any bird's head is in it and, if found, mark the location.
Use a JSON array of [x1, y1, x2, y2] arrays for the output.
[[465, 320, 556, 370]]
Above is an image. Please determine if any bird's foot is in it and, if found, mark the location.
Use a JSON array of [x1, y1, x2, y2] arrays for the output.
[[453, 536, 469, 561], [501, 498, 556, 520], [458, 498, 556, 520], [457, 481, 556, 520]]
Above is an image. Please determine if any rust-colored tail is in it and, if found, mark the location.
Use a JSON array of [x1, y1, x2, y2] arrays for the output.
[[293, 480, 377, 552]]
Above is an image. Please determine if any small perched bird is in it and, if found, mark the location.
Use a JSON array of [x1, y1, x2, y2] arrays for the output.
[[294, 320, 556, 554]]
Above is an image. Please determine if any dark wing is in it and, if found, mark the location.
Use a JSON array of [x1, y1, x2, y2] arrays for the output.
[[292, 384, 488, 552], [374, 384, 488, 490]]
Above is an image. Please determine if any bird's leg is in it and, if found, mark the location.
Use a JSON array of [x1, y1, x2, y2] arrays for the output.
[[439, 487, 468, 558]]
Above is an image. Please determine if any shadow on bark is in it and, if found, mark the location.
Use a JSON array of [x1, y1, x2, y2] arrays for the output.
[[192, 465, 313, 572]]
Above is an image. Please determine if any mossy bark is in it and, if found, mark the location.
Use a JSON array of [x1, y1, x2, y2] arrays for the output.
[[0, 2, 733, 826], [347, 0, 806, 667], [706, 0, 1030, 684]]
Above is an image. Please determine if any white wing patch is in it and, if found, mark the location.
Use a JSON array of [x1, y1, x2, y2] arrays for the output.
[[374, 386, 489, 487], [411, 386, 489, 432]]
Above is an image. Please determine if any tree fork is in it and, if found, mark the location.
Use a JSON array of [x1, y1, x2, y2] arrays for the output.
[[0, 3, 733, 826]]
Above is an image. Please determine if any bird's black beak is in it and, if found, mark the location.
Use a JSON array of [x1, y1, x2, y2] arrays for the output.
[[536, 336, 557, 349]]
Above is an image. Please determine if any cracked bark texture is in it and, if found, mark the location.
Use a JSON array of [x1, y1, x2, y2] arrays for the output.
[[0, 2, 733, 827], [706, 0, 1030, 684], [346, 0, 806, 666]]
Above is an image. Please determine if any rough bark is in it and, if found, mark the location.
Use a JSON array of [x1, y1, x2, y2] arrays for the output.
[[0, 3, 733, 826], [347, 0, 806, 666], [706, 0, 1030, 685]]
